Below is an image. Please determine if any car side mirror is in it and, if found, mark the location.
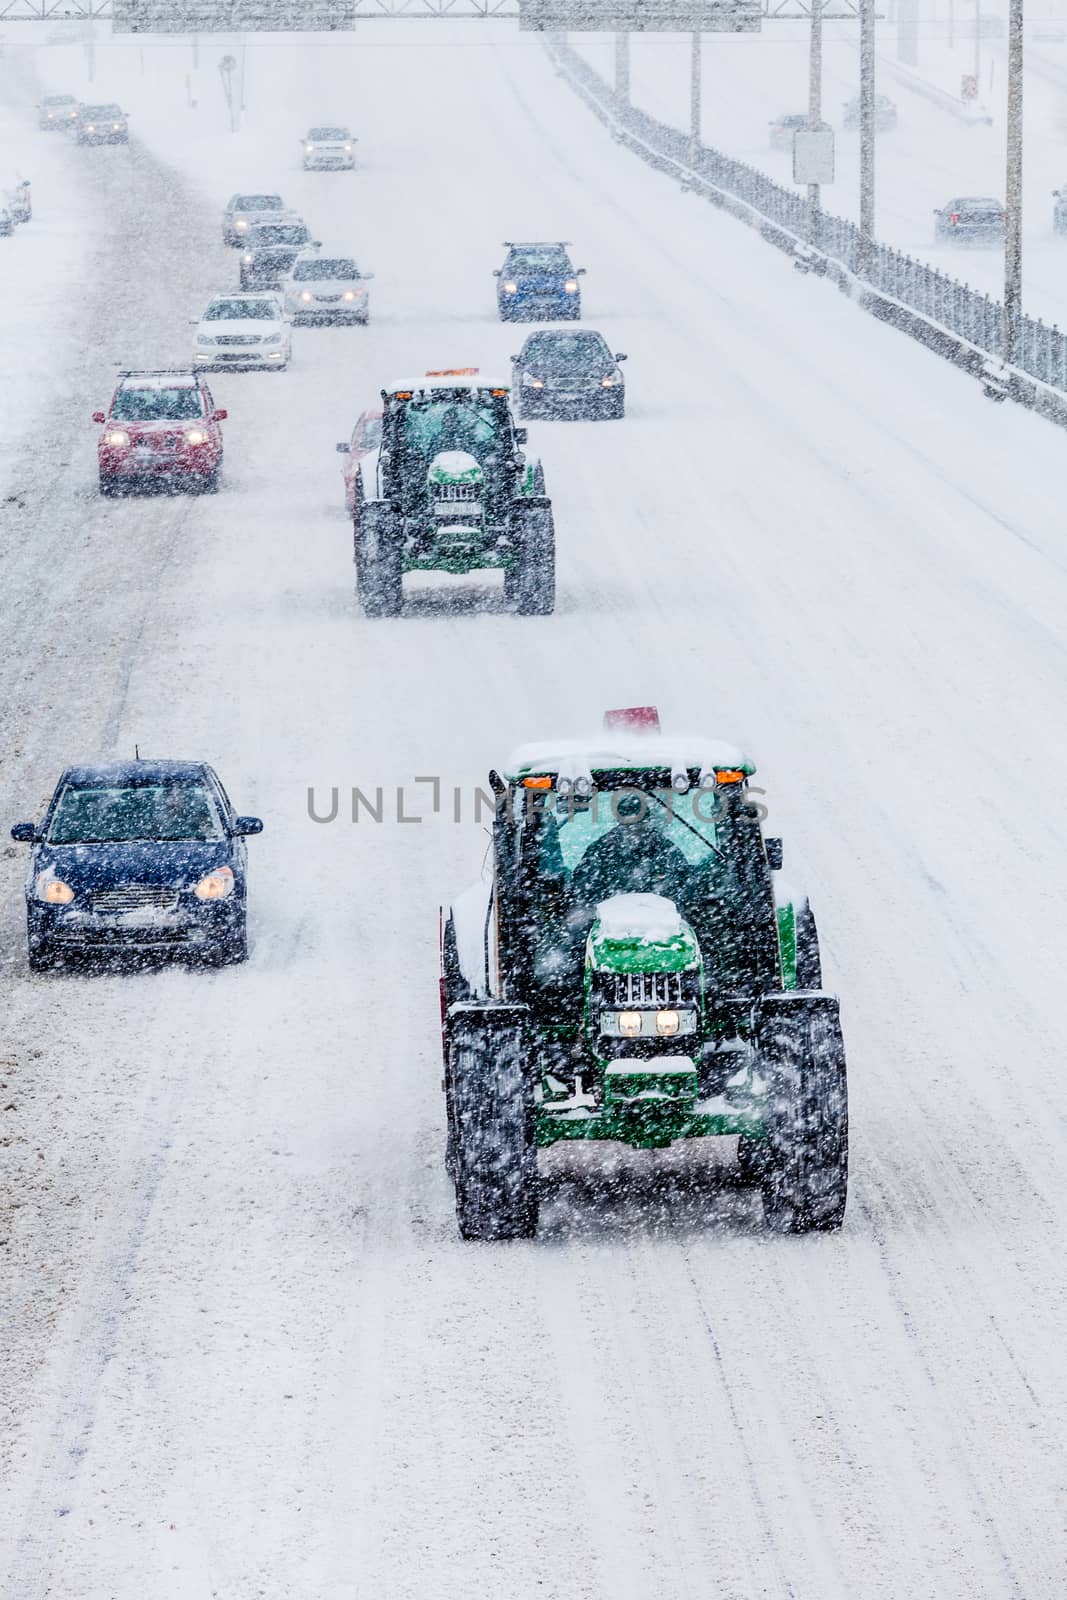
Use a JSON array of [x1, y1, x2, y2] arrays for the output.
[[765, 837, 783, 871], [509, 353, 518, 361], [614, 352, 628, 361], [336, 441, 351, 453], [577, 267, 587, 275], [492, 268, 501, 276], [212, 409, 227, 421], [361, 271, 375, 281], [233, 815, 263, 836], [313, 239, 322, 247], [514, 427, 528, 445], [10, 822, 36, 843], [92, 411, 105, 423]]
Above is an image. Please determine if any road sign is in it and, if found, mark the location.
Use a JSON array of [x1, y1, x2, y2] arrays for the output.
[[519, 0, 762, 31], [793, 126, 834, 185]]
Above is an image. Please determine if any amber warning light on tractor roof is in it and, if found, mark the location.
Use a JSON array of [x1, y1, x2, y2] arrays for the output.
[[425, 368, 480, 377]]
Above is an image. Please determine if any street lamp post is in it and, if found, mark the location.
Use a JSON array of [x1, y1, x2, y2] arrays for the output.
[[807, 0, 824, 243], [1003, 0, 1022, 365], [859, 0, 875, 272]]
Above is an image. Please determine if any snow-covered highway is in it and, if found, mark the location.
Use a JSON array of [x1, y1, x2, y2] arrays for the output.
[[1, 22, 1065, 1600]]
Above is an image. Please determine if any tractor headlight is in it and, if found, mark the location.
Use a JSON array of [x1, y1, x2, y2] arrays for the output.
[[656, 1010, 680, 1037], [618, 1011, 642, 1038], [194, 866, 234, 901], [105, 429, 129, 447], [502, 280, 518, 293], [564, 279, 579, 293], [35, 872, 75, 905], [184, 428, 208, 445]]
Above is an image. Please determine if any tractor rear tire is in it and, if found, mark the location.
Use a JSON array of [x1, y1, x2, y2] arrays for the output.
[[506, 497, 555, 616], [757, 998, 848, 1234], [449, 1010, 538, 1241], [355, 501, 403, 618]]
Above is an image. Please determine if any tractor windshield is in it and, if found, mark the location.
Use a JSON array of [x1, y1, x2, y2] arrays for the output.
[[402, 399, 499, 457]]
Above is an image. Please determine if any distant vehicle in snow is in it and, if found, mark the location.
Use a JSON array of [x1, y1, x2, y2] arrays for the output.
[[841, 94, 898, 131], [336, 408, 383, 514], [0, 205, 13, 238], [0, 175, 32, 225], [10, 760, 263, 971], [1051, 184, 1067, 233], [511, 328, 626, 420], [495, 241, 584, 323], [283, 252, 373, 324], [74, 103, 128, 145], [222, 192, 290, 246], [238, 220, 317, 289], [193, 292, 291, 371], [933, 195, 1005, 244], [93, 370, 226, 495], [350, 371, 554, 617], [37, 94, 78, 130], [301, 126, 355, 171], [768, 112, 808, 151], [440, 707, 849, 1241]]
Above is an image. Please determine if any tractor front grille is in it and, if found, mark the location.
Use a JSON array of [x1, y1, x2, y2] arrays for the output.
[[431, 481, 480, 503], [600, 971, 686, 1008]]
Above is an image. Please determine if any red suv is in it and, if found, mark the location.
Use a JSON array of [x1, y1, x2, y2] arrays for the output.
[[94, 371, 226, 496]]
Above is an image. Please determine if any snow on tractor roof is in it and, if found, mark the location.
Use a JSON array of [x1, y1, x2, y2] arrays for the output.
[[506, 734, 754, 785]]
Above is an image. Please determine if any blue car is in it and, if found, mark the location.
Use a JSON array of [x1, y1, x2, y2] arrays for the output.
[[10, 760, 262, 971], [494, 241, 585, 323]]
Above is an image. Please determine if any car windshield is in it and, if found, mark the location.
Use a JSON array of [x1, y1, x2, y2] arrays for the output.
[[236, 195, 283, 211], [43, 96, 75, 106], [111, 386, 204, 421], [204, 300, 277, 321], [83, 106, 121, 118], [48, 782, 224, 844], [252, 248, 299, 268], [958, 198, 1001, 209], [402, 399, 498, 455], [309, 127, 348, 140], [522, 333, 611, 374], [248, 225, 308, 245], [505, 249, 571, 273], [292, 258, 357, 280]]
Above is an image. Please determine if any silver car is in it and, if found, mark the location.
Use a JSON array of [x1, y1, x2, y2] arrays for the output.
[[222, 192, 291, 247], [301, 126, 355, 171], [284, 253, 373, 325]]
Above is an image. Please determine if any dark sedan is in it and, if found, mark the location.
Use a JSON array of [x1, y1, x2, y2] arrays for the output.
[[933, 196, 1005, 244], [239, 222, 317, 289], [512, 328, 626, 419], [11, 760, 262, 971]]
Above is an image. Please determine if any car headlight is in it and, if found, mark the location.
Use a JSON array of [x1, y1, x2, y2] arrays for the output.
[[184, 428, 208, 445], [86, 124, 96, 133], [601, 376, 615, 387], [617, 1011, 642, 1038], [343, 290, 356, 301], [105, 428, 129, 447], [235, 218, 248, 230], [343, 144, 352, 152], [300, 291, 312, 302], [502, 280, 518, 293], [522, 374, 544, 387], [194, 866, 234, 901], [306, 144, 315, 152], [564, 279, 579, 293], [35, 872, 75, 905], [242, 252, 253, 263], [112, 123, 121, 130]]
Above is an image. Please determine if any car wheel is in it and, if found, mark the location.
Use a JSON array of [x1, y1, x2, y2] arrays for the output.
[[28, 939, 57, 973], [198, 467, 221, 494], [99, 475, 119, 497]]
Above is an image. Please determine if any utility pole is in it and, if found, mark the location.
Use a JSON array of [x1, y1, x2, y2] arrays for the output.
[[689, 29, 702, 164], [807, 0, 824, 245], [614, 31, 630, 106], [1003, 0, 1023, 365], [859, 0, 875, 271]]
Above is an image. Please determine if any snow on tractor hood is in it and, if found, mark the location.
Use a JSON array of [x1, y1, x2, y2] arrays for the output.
[[587, 893, 702, 975], [428, 450, 483, 486]]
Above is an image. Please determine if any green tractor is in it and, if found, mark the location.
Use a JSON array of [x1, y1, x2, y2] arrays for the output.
[[351, 370, 555, 617], [440, 709, 848, 1240]]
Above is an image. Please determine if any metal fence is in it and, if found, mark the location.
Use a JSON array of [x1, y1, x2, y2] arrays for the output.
[[554, 37, 1067, 395]]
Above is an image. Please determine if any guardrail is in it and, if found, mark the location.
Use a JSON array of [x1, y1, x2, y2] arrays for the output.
[[549, 33, 1067, 418]]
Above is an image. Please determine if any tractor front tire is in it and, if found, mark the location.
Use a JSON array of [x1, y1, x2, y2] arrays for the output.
[[506, 497, 555, 616], [757, 996, 848, 1234], [449, 1008, 538, 1241], [355, 501, 403, 618]]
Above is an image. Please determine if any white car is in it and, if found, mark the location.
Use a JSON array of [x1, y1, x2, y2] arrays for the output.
[[1, 174, 32, 224], [301, 126, 355, 171], [283, 253, 372, 325], [193, 292, 291, 370]]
